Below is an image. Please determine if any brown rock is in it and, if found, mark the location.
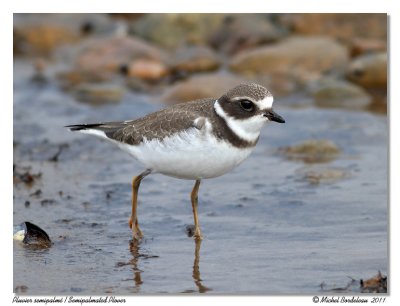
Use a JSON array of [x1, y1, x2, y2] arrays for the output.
[[279, 13, 387, 43], [14, 24, 77, 56], [347, 52, 387, 89], [74, 36, 168, 78], [57, 70, 110, 90], [161, 73, 247, 104], [73, 83, 124, 105], [130, 14, 225, 49], [170, 46, 220, 74], [208, 14, 287, 54], [295, 165, 348, 185], [349, 38, 387, 58], [230, 36, 349, 79], [251, 73, 300, 97], [128, 59, 169, 81], [108, 13, 145, 21], [308, 78, 372, 110], [279, 139, 341, 163]]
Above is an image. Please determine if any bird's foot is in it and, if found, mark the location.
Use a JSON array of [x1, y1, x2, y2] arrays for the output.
[[131, 226, 143, 241], [129, 217, 143, 240]]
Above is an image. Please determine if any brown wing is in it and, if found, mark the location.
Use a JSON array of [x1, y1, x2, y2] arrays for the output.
[[66, 98, 215, 145]]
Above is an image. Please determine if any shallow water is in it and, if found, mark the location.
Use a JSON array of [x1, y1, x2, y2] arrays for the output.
[[13, 60, 388, 294]]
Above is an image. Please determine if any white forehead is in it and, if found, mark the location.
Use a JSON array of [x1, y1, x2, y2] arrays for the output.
[[257, 95, 274, 109]]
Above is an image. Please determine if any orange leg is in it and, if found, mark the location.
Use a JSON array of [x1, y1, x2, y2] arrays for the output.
[[129, 169, 151, 240], [191, 179, 202, 240]]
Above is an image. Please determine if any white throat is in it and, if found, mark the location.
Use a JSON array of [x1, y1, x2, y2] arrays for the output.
[[214, 100, 266, 143]]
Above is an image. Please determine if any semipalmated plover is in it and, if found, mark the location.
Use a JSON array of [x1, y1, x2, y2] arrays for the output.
[[66, 83, 285, 240]]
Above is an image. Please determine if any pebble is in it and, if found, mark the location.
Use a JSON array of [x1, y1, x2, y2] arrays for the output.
[[278, 13, 387, 43], [230, 36, 348, 79], [73, 83, 124, 105], [14, 24, 77, 56], [347, 52, 387, 89], [279, 139, 341, 163], [161, 73, 246, 104], [208, 14, 286, 54], [308, 78, 372, 110], [127, 59, 169, 81], [295, 165, 348, 185], [130, 13, 225, 49], [170, 46, 220, 74], [70, 36, 168, 81]]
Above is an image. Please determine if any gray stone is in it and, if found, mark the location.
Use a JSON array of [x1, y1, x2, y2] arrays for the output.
[[308, 78, 372, 110]]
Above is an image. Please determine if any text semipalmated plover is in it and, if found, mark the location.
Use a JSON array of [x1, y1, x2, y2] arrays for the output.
[[66, 83, 285, 240]]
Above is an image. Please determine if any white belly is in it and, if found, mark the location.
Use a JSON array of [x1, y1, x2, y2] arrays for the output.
[[118, 127, 254, 179]]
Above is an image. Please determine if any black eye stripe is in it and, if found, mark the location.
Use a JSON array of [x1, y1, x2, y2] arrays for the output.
[[239, 100, 254, 112]]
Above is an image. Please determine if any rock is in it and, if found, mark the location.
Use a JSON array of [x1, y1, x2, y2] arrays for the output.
[[130, 14, 225, 49], [279, 13, 387, 43], [230, 36, 349, 80], [14, 24, 78, 56], [208, 14, 287, 54], [108, 13, 145, 22], [74, 36, 168, 77], [279, 139, 341, 163], [127, 59, 169, 81], [13, 13, 117, 56], [14, 13, 115, 36], [346, 52, 387, 89], [73, 83, 124, 105], [251, 74, 300, 97], [14, 285, 29, 293], [295, 165, 348, 185], [308, 78, 372, 110], [170, 46, 220, 74], [125, 77, 155, 92], [58, 70, 109, 90], [349, 38, 387, 58], [160, 73, 247, 104]]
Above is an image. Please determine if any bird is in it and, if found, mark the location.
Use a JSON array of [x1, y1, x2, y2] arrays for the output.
[[66, 83, 285, 241]]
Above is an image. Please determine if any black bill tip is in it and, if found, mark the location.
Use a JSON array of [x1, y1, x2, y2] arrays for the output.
[[264, 109, 285, 123]]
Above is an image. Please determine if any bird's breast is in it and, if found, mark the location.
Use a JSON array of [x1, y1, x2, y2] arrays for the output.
[[119, 127, 255, 179]]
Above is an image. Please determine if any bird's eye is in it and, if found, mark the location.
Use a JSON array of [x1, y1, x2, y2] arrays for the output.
[[239, 100, 254, 112]]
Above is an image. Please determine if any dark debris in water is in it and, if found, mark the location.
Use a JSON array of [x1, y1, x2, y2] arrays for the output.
[[320, 271, 387, 293], [15, 140, 70, 163], [48, 143, 69, 162], [13, 164, 42, 186], [360, 271, 387, 293], [29, 189, 42, 197], [40, 198, 57, 206], [185, 224, 195, 237], [14, 285, 29, 293]]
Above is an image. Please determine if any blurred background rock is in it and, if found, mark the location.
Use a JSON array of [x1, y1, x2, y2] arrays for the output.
[[13, 13, 387, 111]]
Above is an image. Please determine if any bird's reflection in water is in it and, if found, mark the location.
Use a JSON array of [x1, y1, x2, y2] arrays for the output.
[[183, 239, 212, 293], [128, 239, 143, 293], [128, 238, 211, 293]]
